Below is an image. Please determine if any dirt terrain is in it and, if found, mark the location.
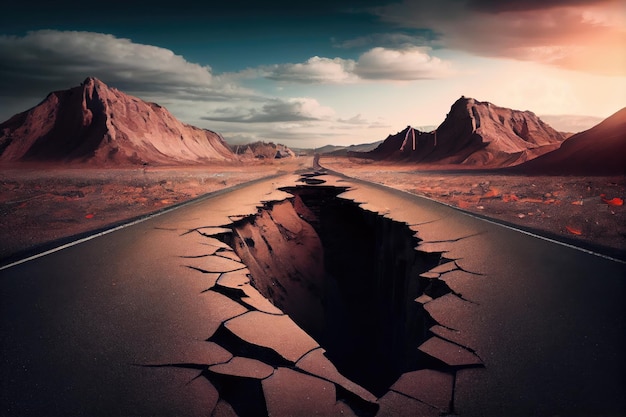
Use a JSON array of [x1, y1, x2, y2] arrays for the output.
[[1, 155, 624, 265], [322, 156, 626, 260], [0, 158, 307, 263]]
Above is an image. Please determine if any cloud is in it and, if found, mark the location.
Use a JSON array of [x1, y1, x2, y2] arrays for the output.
[[337, 114, 369, 125], [261, 47, 452, 84], [466, 0, 601, 12], [202, 97, 336, 123], [374, 0, 626, 75], [539, 114, 605, 133], [332, 32, 435, 49], [264, 56, 358, 84], [354, 47, 452, 80], [209, 121, 349, 147], [0, 30, 395, 149], [0, 30, 349, 147], [0, 30, 254, 100]]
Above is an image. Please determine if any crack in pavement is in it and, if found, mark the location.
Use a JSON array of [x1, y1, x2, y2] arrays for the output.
[[151, 171, 491, 416]]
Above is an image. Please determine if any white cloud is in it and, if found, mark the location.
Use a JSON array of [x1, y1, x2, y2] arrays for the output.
[[539, 114, 604, 133], [0, 30, 443, 148], [374, 0, 626, 75], [0, 30, 359, 148], [261, 47, 452, 84], [202, 97, 336, 123], [354, 47, 452, 80], [265, 56, 358, 84], [338, 114, 369, 125], [0, 30, 254, 101], [332, 33, 433, 49]]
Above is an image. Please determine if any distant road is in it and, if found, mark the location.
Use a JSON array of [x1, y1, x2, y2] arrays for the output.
[[1, 169, 624, 416]]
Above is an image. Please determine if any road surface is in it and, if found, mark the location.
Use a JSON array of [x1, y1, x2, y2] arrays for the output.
[[1, 169, 624, 416]]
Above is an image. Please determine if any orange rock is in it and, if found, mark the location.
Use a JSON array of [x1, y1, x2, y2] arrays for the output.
[[565, 225, 582, 235], [601, 197, 624, 206], [482, 188, 501, 198], [502, 194, 519, 202]]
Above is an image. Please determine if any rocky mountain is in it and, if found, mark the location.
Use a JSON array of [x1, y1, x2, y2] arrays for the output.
[[232, 141, 295, 159], [514, 107, 626, 175], [366, 97, 567, 167], [294, 141, 382, 156], [0, 77, 235, 165]]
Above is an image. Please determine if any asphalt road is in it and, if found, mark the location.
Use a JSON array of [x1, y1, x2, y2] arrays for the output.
[[0, 174, 296, 416], [1, 170, 624, 416], [332, 174, 626, 416]]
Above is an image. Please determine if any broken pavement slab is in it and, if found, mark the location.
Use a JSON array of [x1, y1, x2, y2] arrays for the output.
[[213, 273, 284, 315], [428, 260, 458, 274], [211, 399, 239, 417], [262, 367, 338, 417], [185, 254, 247, 274], [438, 269, 487, 303], [423, 292, 479, 332], [376, 390, 440, 417], [237, 285, 284, 315], [296, 347, 377, 404], [222, 311, 319, 363], [429, 325, 476, 355], [216, 269, 250, 288], [193, 226, 233, 237], [214, 249, 243, 262], [415, 294, 433, 304], [418, 336, 483, 367], [390, 369, 454, 411], [208, 356, 274, 380]]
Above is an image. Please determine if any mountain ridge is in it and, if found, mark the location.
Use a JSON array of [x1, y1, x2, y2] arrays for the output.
[[513, 107, 626, 175], [0, 77, 235, 165], [365, 97, 567, 167]]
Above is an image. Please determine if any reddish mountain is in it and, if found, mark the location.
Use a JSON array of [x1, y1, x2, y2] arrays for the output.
[[0, 77, 235, 165], [514, 107, 626, 175], [367, 97, 566, 167], [232, 141, 295, 159]]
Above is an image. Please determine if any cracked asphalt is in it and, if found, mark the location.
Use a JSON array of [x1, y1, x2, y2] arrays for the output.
[[1, 169, 624, 416]]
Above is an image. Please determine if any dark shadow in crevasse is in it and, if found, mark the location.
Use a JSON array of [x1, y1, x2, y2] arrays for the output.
[[225, 184, 447, 396]]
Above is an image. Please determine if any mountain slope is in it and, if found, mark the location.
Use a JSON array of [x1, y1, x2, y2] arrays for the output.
[[0, 77, 235, 165], [232, 141, 295, 159], [367, 97, 566, 167], [306, 141, 383, 155], [514, 107, 626, 175]]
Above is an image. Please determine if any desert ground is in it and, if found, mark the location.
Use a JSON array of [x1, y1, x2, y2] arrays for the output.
[[321, 156, 625, 260], [1, 155, 624, 264], [0, 158, 308, 263]]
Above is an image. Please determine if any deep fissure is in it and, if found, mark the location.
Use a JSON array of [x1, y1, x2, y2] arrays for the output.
[[221, 184, 450, 396]]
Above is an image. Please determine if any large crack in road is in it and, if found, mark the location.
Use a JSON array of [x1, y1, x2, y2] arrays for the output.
[[2, 168, 624, 416], [183, 172, 485, 415]]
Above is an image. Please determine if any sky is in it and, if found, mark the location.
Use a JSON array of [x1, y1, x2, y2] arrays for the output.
[[0, 0, 624, 148]]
